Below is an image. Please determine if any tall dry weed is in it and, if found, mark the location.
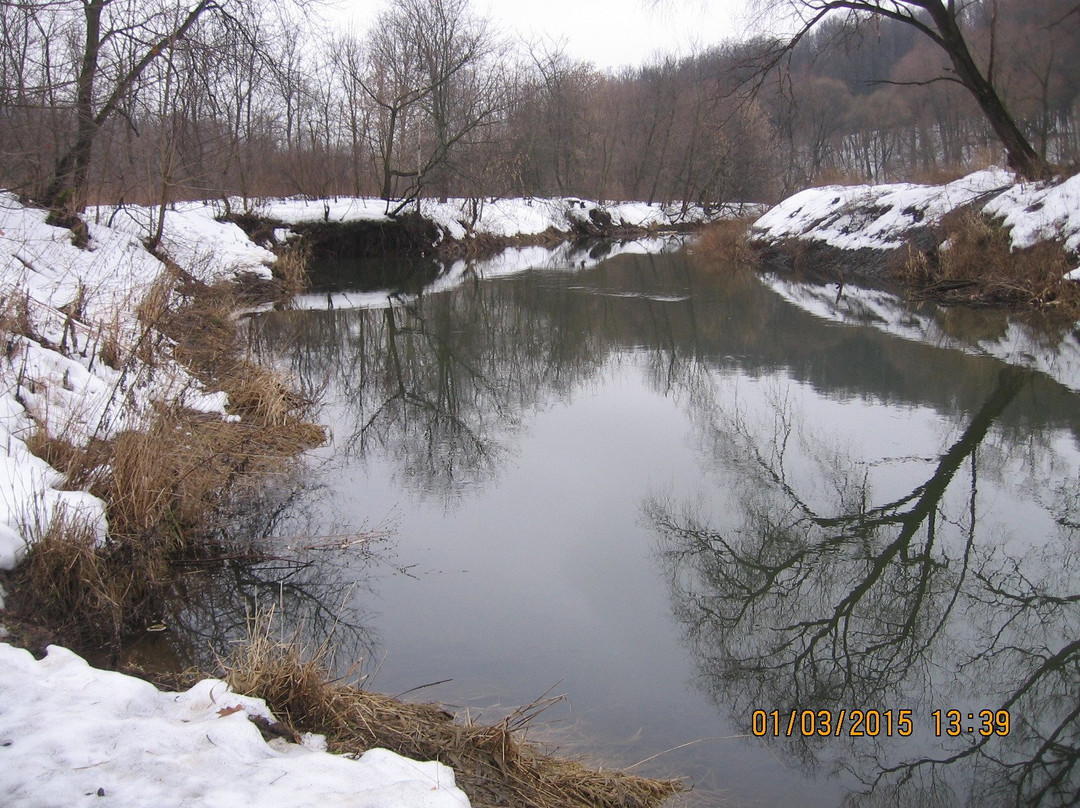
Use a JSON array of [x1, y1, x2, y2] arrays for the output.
[[273, 239, 312, 296], [0, 289, 36, 345], [12, 506, 126, 644]]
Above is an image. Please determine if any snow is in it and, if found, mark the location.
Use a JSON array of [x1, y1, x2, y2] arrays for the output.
[[0, 192, 257, 572], [751, 168, 1014, 251], [751, 167, 1080, 387], [0, 643, 470, 808], [247, 195, 755, 242], [93, 203, 276, 281], [982, 172, 1080, 256]]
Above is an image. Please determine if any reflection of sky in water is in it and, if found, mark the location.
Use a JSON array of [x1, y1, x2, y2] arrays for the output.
[[246, 251, 1080, 807]]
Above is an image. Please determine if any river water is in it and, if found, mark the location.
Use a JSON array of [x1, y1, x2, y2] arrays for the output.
[[235, 241, 1080, 807]]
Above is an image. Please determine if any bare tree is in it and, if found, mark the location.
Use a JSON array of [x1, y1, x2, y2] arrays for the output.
[[751, 0, 1052, 179], [34, 0, 222, 220], [357, 0, 503, 213]]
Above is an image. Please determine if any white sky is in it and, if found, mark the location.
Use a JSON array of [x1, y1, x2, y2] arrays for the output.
[[327, 0, 754, 71]]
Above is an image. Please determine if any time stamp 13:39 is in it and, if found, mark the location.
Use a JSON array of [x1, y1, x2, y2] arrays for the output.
[[751, 708, 1012, 738]]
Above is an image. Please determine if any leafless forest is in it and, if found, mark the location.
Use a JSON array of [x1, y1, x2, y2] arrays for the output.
[[2, 0, 1078, 212]]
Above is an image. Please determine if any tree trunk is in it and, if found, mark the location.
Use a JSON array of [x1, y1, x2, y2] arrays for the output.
[[923, 2, 1051, 180], [41, 0, 104, 216]]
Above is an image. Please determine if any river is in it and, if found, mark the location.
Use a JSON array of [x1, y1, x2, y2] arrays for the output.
[[225, 240, 1080, 807]]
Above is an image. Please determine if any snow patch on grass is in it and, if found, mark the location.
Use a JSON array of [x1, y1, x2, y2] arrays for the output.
[[0, 193, 270, 571]]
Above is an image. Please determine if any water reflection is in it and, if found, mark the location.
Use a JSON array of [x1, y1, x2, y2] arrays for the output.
[[648, 362, 1080, 806], [243, 249, 1080, 807], [125, 469, 385, 676]]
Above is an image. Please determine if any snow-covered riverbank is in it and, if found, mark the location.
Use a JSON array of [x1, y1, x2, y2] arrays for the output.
[[246, 195, 755, 241], [0, 192, 274, 573], [750, 167, 1080, 274], [0, 192, 465, 806]]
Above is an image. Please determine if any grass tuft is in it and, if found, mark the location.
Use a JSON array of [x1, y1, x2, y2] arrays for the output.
[[95, 315, 126, 370], [23, 427, 86, 482], [12, 506, 126, 645], [0, 289, 37, 346], [221, 624, 684, 808]]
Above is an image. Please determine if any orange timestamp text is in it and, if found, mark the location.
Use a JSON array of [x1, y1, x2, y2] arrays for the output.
[[751, 709, 1012, 738]]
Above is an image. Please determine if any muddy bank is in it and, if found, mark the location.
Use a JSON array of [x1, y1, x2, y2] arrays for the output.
[[229, 214, 701, 294], [222, 196, 739, 290], [752, 238, 909, 286], [232, 209, 698, 258]]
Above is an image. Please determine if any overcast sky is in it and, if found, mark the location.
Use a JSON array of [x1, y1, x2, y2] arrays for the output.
[[329, 0, 756, 71]]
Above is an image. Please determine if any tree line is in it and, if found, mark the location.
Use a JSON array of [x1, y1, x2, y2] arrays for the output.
[[1, 0, 1077, 218]]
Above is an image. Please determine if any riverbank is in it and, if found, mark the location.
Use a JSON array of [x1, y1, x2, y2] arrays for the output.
[[96, 195, 754, 267], [747, 167, 1080, 313], [0, 191, 685, 808]]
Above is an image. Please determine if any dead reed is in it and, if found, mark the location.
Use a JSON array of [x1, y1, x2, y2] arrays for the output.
[[901, 211, 1078, 313], [687, 218, 758, 272], [8, 504, 155, 649], [0, 288, 36, 346], [221, 628, 684, 808], [272, 239, 312, 297]]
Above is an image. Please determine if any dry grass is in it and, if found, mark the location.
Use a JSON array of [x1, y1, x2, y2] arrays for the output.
[[134, 270, 177, 343], [94, 409, 322, 545], [909, 164, 971, 186], [226, 361, 323, 439], [1, 289, 36, 346], [900, 211, 1079, 313], [272, 239, 312, 297], [812, 167, 866, 186], [221, 628, 684, 808], [10, 264, 326, 654], [23, 427, 86, 481], [13, 398, 324, 652], [687, 218, 758, 272], [12, 507, 128, 645], [95, 315, 125, 369]]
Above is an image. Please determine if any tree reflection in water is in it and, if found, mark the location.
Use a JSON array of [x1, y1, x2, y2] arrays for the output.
[[126, 467, 386, 678], [649, 366, 1080, 807], [247, 276, 612, 504], [241, 252, 1080, 803]]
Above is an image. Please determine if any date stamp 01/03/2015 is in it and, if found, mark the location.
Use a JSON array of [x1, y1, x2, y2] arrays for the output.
[[751, 709, 1012, 739]]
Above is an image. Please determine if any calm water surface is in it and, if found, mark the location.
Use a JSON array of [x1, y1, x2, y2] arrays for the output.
[[239, 244, 1080, 807]]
